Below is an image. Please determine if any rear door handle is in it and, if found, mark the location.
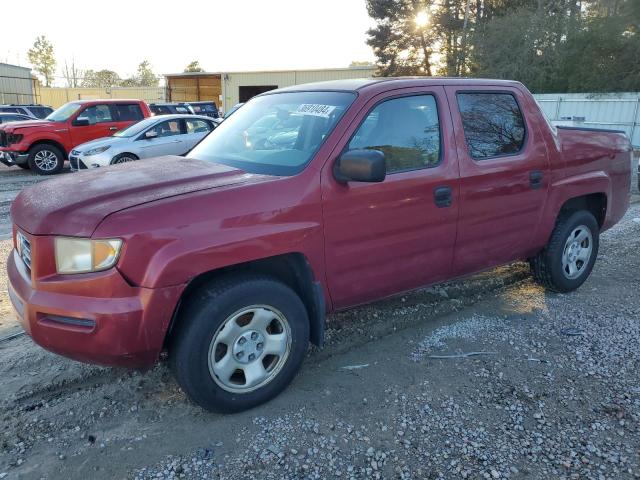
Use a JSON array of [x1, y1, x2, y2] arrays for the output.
[[529, 170, 543, 189], [109, 126, 118, 131], [434, 186, 452, 208]]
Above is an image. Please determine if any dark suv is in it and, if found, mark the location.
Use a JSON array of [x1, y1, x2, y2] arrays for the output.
[[0, 104, 54, 119], [149, 102, 195, 116], [186, 101, 219, 118]]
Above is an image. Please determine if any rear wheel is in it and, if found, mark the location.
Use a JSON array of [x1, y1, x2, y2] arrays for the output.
[[110, 153, 139, 164], [28, 144, 64, 175], [530, 210, 599, 292], [169, 275, 310, 412]]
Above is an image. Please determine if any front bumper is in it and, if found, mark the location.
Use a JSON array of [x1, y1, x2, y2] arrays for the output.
[[69, 150, 111, 171], [0, 150, 28, 166], [7, 239, 184, 368]]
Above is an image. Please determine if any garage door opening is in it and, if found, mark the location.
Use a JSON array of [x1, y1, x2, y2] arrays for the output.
[[238, 85, 278, 103]]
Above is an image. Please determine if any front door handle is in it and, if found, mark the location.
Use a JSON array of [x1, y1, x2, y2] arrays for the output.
[[109, 126, 118, 131], [434, 186, 452, 208], [529, 170, 543, 189]]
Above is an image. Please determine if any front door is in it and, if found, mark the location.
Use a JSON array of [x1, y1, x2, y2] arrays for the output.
[[321, 87, 460, 309], [137, 119, 187, 158], [70, 104, 121, 148], [444, 86, 551, 276]]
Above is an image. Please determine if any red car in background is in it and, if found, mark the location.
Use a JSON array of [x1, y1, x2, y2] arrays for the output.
[[0, 99, 151, 174]]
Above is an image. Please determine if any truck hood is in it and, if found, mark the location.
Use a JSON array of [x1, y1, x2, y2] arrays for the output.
[[0, 119, 59, 132], [11, 156, 274, 237]]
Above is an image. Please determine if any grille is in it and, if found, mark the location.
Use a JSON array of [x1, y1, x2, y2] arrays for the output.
[[16, 231, 31, 270], [69, 156, 87, 171], [0, 131, 6, 147]]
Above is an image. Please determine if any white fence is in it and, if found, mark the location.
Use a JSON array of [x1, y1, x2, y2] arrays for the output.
[[533, 92, 640, 147]]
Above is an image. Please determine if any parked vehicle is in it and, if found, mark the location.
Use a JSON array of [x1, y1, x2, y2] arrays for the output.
[[0, 99, 151, 174], [0, 112, 32, 124], [186, 101, 220, 119], [149, 102, 195, 116], [69, 114, 217, 170], [0, 104, 54, 119], [8, 78, 631, 413]]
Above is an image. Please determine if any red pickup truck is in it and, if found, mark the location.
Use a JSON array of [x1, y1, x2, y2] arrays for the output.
[[0, 99, 151, 174], [8, 78, 631, 412]]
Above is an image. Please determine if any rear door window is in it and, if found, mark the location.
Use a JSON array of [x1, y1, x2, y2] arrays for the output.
[[347, 94, 441, 173], [456, 92, 526, 159], [114, 104, 144, 121], [185, 118, 212, 134]]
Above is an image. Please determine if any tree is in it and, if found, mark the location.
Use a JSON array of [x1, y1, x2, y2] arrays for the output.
[[366, 0, 438, 76], [62, 59, 83, 88], [121, 60, 159, 87], [184, 61, 204, 72], [27, 36, 56, 87], [82, 69, 121, 88]]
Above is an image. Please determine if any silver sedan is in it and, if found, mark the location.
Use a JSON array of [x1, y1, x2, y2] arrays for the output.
[[69, 114, 218, 170]]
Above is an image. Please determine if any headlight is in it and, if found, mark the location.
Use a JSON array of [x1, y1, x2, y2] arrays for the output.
[[84, 146, 110, 156], [54, 237, 122, 274]]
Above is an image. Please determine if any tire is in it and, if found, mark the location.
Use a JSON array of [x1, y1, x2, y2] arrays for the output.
[[110, 153, 139, 165], [530, 210, 599, 293], [169, 275, 310, 413], [27, 144, 64, 175]]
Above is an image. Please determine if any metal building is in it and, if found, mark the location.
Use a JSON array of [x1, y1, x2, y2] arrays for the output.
[[165, 66, 376, 113], [0, 63, 36, 104]]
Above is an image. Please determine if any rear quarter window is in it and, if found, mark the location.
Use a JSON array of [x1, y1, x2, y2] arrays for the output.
[[456, 92, 526, 160]]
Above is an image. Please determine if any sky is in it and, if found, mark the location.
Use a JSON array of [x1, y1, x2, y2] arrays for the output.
[[2, 0, 377, 85]]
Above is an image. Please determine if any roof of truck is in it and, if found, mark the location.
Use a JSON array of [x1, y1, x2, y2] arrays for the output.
[[274, 77, 525, 93]]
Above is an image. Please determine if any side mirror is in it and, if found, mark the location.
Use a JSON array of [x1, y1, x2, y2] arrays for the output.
[[144, 130, 158, 139], [74, 117, 90, 126], [333, 149, 386, 183]]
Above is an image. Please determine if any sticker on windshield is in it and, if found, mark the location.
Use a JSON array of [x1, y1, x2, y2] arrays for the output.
[[296, 104, 336, 118]]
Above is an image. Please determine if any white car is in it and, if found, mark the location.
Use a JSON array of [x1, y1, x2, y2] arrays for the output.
[[69, 114, 218, 170]]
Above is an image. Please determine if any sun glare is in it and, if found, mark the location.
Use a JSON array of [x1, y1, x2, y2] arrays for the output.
[[415, 10, 429, 27]]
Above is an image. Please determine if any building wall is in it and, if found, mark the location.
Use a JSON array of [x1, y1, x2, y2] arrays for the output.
[[0, 63, 35, 104], [534, 92, 640, 147], [220, 67, 376, 111], [37, 86, 166, 108]]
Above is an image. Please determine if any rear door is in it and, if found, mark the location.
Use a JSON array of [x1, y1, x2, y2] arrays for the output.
[[184, 118, 214, 150], [444, 86, 550, 275], [136, 119, 187, 157], [70, 104, 121, 147], [112, 103, 145, 131], [321, 87, 459, 309]]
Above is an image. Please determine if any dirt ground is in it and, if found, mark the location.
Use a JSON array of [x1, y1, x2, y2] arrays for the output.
[[0, 165, 639, 479], [0, 211, 639, 480]]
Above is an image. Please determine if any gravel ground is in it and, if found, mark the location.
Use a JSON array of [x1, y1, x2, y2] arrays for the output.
[[0, 200, 638, 479]]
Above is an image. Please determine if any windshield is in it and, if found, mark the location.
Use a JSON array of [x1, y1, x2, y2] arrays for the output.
[[113, 117, 158, 138], [46, 102, 82, 122], [188, 91, 355, 175]]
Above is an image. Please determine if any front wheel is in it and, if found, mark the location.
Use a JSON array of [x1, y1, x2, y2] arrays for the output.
[[110, 153, 138, 164], [27, 144, 64, 175], [530, 210, 599, 293], [169, 275, 310, 412]]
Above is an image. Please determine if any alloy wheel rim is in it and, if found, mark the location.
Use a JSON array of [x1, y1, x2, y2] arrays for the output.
[[208, 305, 291, 393], [34, 150, 58, 171], [562, 225, 593, 279], [115, 156, 134, 163]]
